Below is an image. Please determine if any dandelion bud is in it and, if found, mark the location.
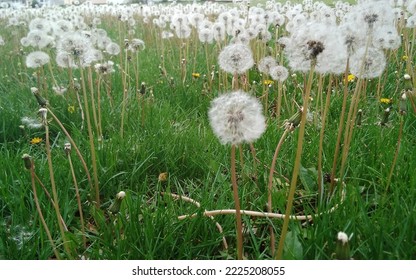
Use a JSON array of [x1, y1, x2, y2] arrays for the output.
[[64, 142, 71, 155], [356, 109, 363, 126], [380, 107, 391, 126], [38, 108, 48, 124], [31, 87, 48, 107], [22, 154, 33, 170], [140, 82, 146, 95], [403, 74, 413, 91], [30, 87, 39, 94], [400, 93, 407, 115], [335, 231, 350, 260], [283, 108, 303, 131], [108, 191, 126, 215]]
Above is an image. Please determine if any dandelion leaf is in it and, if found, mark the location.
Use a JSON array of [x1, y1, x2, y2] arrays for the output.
[[283, 231, 303, 260], [299, 165, 318, 192]]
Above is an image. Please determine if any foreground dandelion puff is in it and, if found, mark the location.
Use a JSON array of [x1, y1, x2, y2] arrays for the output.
[[208, 90, 266, 145]]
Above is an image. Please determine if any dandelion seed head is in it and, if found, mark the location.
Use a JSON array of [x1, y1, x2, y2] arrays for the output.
[[105, 42, 121, 56], [95, 61, 115, 75], [21, 117, 43, 129], [218, 43, 254, 74], [269, 65, 289, 82], [350, 47, 386, 79], [337, 232, 349, 245], [26, 51, 50, 69], [258, 56, 277, 75], [208, 90, 266, 145]]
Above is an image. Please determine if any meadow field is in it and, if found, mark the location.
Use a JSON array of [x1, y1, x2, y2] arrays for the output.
[[0, 0, 415, 260]]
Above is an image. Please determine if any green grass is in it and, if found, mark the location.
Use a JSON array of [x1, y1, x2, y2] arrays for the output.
[[0, 1, 416, 260]]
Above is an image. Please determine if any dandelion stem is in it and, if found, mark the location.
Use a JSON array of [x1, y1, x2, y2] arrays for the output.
[[267, 128, 290, 256], [29, 161, 60, 260], [276, 64, 315, 260], [33, 173, 68, 231], [318, 75, 333, 201], [162, 192, 228, 250], [47, 108, 93, 192], [67, 152, 87, 249], [80, 67, 101, 208], [231, 144, 243, 260], [385, 116, 404, 193], [330, 59, 350, 193], [44, 115, 72, 258]]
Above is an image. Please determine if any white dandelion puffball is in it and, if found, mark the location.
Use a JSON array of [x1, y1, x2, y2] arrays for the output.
[[218, 43, 254, 74], [350, 47, 386, 79], [26, 51, 50, 68], [337, 232, 349, 245], [208, 91, 266, 145]]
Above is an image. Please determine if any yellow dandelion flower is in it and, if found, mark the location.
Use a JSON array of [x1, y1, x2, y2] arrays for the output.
[[263, 79, 274, 86], [402, 55, 408, 61], [192, 73, 200, 78], [30, 137, 43, 145], [68, 105, 75, 114], [380, 98, 392, 104], [347, 74, 355, 82]]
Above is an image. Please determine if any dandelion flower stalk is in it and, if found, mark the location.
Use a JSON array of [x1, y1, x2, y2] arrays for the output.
[[47, 108, 93, 192], [267, 128, 290, 256], [87, 66, 99, 138], [32, 172, 68, 232], [230, 144, 243, 259], [317, 75, 333, 201], [208, 90, 266, 260], [385, 114, 404, 193], [330, 60, 350, 193], [65, 143, 86, 249], [40, 108, 72, 258], [22, 154, 60, 260], [79, 67, 101, 207], [276, 63, 316, 260]]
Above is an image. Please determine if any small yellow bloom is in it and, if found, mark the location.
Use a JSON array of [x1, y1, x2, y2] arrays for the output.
[[192, 73, 200, 78], [30, 137, 43, 145], [68, 105, 75, 114], [380, 98, 392, 104], [347, 74, 355, 82], [402, 55, 408, 61], [158, 172, 168, 182], [263, 79, 274, 86]]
